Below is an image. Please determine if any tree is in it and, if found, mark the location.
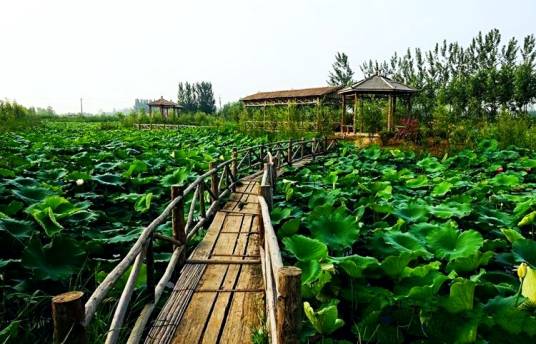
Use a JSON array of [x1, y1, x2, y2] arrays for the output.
[[177, 82, 197, 112], [328, 52, 354, 86], [133, 99, 150, 112], [195, 81, 216, 114]]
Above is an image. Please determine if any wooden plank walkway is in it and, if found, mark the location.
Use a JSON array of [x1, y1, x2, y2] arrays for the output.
[[145, 179, 265, 344]]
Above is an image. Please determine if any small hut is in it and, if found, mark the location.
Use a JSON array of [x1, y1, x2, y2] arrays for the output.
[[338, 75, 417, 134], [148, 97, 183, 120]]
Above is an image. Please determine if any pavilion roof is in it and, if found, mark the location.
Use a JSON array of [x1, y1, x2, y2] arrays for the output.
[[148, 97, 182, 107], [241, 86, 342, 102], [339, 75, 417, 95]]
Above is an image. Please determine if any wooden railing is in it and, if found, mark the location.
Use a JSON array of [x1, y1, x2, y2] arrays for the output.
[[257, 139, 337, 344], [134, 123, 215, 130], [51, 137, 337, 344]]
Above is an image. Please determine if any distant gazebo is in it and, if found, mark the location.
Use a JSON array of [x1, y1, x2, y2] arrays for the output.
[[148, 97, 183, 119], [338, 74, 418, 134]]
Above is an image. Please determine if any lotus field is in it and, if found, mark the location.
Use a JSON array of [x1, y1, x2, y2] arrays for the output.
[[274, 141, 536, 343], [0, 124, 262, 341]]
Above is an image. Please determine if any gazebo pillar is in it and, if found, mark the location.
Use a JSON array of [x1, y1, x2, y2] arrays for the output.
[[353, 94, 357, 134], [340, 95, 346, 134]]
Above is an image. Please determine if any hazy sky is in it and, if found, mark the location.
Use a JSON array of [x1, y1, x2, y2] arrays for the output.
[[1, 0, 535, 113]]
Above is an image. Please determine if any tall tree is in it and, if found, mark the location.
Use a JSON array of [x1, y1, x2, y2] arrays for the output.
[[195, 81, 216, 114], [177, 82, 197, 112], [328, 52, 354, 86]]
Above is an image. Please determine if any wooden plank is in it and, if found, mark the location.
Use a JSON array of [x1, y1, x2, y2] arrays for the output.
[[219, 215, 264, 343], [170, 214, 244, 344], [200, 215, 254, 343]]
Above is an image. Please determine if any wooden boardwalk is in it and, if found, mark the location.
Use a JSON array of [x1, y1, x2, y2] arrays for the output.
[[145, 179, 265, 344]]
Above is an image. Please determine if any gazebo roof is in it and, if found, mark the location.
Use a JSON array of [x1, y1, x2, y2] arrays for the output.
[[242, 86, 342, 102], [148, 97, 182, 108], [339, 75, 417, 95]]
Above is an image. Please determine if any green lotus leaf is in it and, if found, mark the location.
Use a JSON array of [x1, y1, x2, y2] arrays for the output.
[[427, 226, 483, 261], [396, 270, 450, 301], [12, 186, 55, 204], [134, 192, 153, 213], [405, 175, 429, 188], [400, 261, 441, 278], [490, 173, 521, 187], [278, 218, 301, 238], [92, 173, 123, 186], [501, 228, 524, 243], [331, 254, 379, 278], [304, 302, 345, 335], [0, 215, 34, 240], [441, 279, 476, 313], [417, 157, 445, 173], [430, 201, 472, 219], [283, 235, 328, 261], [25, 196, 90, 236], [393, 202, 429, 223], [483, 295, 536, 335], [431, 181, 453, 197], [307, 205, 358, 251], [383, 231, 432, 259], [371, 181, 392, 199], [512, 239, 536, 268], [160, 167, 189, 187], [518, 211, 536, 227], [446, 251, 494, 273], [478, 139, 498, 152], [297, 259, 321, 284], [271, 207, 292, 225], [21, 236, 85, 281], [124, 159, 148, 177], [381, 252, 415, 278]]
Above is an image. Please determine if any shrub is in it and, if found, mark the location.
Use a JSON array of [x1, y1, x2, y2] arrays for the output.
[[394, 118, 422, 143]]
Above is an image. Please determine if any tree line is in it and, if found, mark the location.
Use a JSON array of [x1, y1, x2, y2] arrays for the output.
[[358, 29, 536, 120]]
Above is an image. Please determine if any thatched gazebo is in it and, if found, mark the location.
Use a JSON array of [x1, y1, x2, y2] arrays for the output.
[[148, 97, 183, 119], [338, 74, 418, 134]]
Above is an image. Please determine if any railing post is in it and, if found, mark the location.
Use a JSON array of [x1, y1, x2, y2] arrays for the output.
[[146, 235, 155, 302], [260, 144, 265, 170], [231, 147, 238, 191], [312, 138, 316, 161], [209, 161, 219, 201], [198, 183, 207, 219], [300, 137, 305, 159], [171, 185, 186, 245], [287, 138, 292, 166], [277, 267, 302, 344], [260, 164, 273, 210], [52, 291, 87, 344]]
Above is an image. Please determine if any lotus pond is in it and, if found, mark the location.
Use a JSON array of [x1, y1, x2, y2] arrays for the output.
[[274, 141, 536, 343], [0, 123, 263, 342]]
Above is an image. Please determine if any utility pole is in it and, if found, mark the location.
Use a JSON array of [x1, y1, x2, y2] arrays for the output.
[[80, 98, 83, 115]]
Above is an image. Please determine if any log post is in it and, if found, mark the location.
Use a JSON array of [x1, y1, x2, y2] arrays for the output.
[[272, 156, 278, 188], [231, 147, 238, 191], [209, 161, 219, 201], [311, 138, 316, 160], [52, 291, 87, 344], [171, 185, 186, 245], [276, 267, 302, 344], [260, 164, 273, 210], [287, 138, 292, 166], [300, 137, 305, 159], [198, 183, 206, 219], [259, 145, 265, 170], [146, 235, 155, 302]]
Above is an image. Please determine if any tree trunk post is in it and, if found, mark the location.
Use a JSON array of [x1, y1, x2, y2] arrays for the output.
[[272, 156, 278, 187], [146, 235, 155, 302], [171, 185, 186, 245], [300, 137, 305, 159], [231, 147, 238, 191], [259, 144, 265, 170], [311, 138, 316, 160], [287, 138, 292, 166], [276, 267, 302, 344], [52, 291, 87, 344], [209, 162, 219, 201]]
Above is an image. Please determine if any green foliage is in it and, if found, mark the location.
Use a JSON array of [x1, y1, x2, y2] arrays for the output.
[[273, 142, 536, 342], [327, 52, 354, 86]]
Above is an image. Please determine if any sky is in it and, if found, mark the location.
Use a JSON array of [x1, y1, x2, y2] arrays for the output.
[[1, 0, 535, 114]]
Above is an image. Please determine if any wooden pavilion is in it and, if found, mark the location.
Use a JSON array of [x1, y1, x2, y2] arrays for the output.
[[338, 74, 418, 134], [148, 97, 183, 119]]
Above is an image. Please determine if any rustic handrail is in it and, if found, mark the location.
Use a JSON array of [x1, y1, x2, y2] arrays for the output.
[[258, 137, 337, 344], [51, 136, 337, 344]]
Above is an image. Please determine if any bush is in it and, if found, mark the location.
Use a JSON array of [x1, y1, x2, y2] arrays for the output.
[[394, 118, 422, 143]]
